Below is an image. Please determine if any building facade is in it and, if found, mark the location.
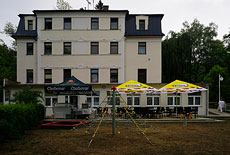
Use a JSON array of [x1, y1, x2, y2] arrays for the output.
[[4, 8, 208, 117]]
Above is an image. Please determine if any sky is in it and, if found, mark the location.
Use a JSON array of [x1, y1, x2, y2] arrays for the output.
[[0, 0, 230, 47]]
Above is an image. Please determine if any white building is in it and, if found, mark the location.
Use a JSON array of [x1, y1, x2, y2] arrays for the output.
[[4, 7, 209, 118]]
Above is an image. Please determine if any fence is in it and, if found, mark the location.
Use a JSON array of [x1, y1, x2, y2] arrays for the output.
[[209, 102, 230, 112], [225, 103, 230, 112]]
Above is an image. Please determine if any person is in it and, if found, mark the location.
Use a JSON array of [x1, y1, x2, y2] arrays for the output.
[[218, 99, 225, 112]]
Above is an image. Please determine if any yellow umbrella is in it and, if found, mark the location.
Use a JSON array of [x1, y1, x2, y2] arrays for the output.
[[116, 80, 158, 94], [159, 80, 207, 93], [158, 80, 207, 117]]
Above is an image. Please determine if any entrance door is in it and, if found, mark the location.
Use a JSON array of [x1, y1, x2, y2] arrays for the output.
[[70, 96, 78, 109]]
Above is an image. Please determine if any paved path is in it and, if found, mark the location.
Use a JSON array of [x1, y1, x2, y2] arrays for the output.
[[209, 108, 230, 117]]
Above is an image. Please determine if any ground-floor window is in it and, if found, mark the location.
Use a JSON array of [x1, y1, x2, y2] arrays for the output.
[[147, 94, 160, 106], [45, 96, 58, 107], [188, 92, 201, 106], [127, 94, 140, 106], [87, 91, 100, 107], [4, 89, 10, 101], [167, 94, 180, 106], [107, 91, 120, 106]]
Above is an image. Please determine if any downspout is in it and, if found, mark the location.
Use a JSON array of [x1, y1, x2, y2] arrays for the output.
[[206, 84, 209, 116]]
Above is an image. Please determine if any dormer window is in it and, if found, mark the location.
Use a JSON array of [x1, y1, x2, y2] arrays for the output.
[[28, 20, 33, 31], [139, 20, 145, 31], [136, 16, 148, 31]]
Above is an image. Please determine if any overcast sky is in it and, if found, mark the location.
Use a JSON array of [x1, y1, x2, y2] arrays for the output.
[[0, 0, 229, 47]]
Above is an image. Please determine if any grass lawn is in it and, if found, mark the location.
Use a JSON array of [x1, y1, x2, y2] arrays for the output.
[[1, 118, 230, 155]]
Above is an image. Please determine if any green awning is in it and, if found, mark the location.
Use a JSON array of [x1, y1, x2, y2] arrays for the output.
[[45, 76, 92, 95]]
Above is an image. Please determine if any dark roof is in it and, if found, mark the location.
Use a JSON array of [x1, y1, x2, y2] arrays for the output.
[[11, 15, 37, 39], [18, 14, 35, 17], [125, 14, 164, 37], [33, 9, 129, 14], [12, 10, 164, 39]]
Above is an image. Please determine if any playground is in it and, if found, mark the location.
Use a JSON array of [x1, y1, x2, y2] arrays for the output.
[[1, 80, 228, 154], [1, 118, 230, 155]]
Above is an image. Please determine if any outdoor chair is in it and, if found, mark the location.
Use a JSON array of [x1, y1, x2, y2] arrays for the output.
[[184, 107, 192, 114], [147, 107, 156, 118], [156, 107, 163, 118], [150, 107, 157, 118], [161, 107, 165, 117], [134, 107, 141, 115], [191, 107, 198, 118], [165, 107, 172, 117], [141, 108, 148, 118], [176, 107, 184, 116]]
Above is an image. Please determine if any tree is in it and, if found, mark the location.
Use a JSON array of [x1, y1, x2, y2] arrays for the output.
[[56, 0, 72, 10], [0, 44, 16, 82], [162, 19, 230, 102], [162, 19, 225, 83], [0, 44, 16, 102], [204, 65, 230, 102], [223, 30, 230, 51], [11, 88, 43, 104], [2, 22, 17, 50], [3, 22, 16, 35], [95, 0, 103, 10]]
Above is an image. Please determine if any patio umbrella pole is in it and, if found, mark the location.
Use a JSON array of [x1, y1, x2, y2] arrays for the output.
[[176, 91, 177, 117]]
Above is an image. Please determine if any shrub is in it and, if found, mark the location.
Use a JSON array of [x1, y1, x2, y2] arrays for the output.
[[11, 88, 43, 104], [0, 104, 45, 141]]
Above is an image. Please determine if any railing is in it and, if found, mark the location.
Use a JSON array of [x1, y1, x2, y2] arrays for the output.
[[225, 103, 230, 112], [209, 102, 230, 112], [209, 102, 218, 109]]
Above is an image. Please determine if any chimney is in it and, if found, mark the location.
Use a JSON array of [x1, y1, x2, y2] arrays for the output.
[[103, 5, 109, 10]]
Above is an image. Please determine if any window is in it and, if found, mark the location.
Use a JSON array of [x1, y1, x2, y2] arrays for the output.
[[110, 69, 118, 83], [26, 69, 33, 83], [167, 94, 180, 106], [147, 94, 160, 106], [138, 42, 146, 54], [4, 90, 10, 101], [87, 91, 100, 107], [44, 69, 52, 83], [91, 18, 99, 30], [91, 69, 98, 83], [110, 18, 118, 30], [107, 91, 120, 106], [45, 97, 57, 107], [44, 42, 52, 55], [138, 69, 147, 84], [28, 20, 33, 31], [64, 42, 71, 54], [127, 94, 140, 106], [91, 42, 99, 54], [188, 92, 201, 106], [127, 97, 132, 105], [139, 20, 145, 30], [63, 69, 71, 82], [27, 43, 33, 55], [45, 18, 52, 30], [110, 42, 118, 54], [64, 18, 71, 29]]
